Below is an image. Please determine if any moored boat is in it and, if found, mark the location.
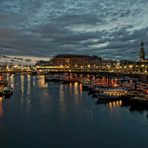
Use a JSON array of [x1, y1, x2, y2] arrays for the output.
[[0, 74, 8, 94], [96, 87, 129, 101], [3, 86, 13, 96], [44, 74, 62, 82]]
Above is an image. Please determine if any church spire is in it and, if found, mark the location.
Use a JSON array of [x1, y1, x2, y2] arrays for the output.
[[141, 40, 144, 47], [139, 40, 145, 62]]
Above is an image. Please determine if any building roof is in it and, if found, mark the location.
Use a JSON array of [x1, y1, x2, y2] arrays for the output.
[[53, 54, 92, 59]]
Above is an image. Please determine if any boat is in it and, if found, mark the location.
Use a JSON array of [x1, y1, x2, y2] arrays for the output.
[[44, 74, 62, 82], [44, 74, 53, 81], [0, 74, 7, 94], [96, 87, 129, 101], [3, 86, 13, 96]]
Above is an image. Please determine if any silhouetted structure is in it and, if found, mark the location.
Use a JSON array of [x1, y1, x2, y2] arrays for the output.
[[50, 54, 102, 68], [139, 40, 148, 62]]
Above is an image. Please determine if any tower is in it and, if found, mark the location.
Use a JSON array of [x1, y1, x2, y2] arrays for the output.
[[139, 40, 145, 62]]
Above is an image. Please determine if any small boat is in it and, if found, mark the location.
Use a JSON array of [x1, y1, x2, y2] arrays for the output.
[[3, 86, 13, 96]]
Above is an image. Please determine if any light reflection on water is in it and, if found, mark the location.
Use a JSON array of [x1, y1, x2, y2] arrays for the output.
[[73, 82, 80, 105], [20, 75, 24, 96], [0, 96, 4, 118], [108, 100, 122, 110], [0, 74, 148, 148], [37, 75, 48, 88], [79, 84, 83, 96], [59, 84, 65, 113], [69, 82, 72, 96], [27, 75, 31, 95], [74, 82, 79, 96]]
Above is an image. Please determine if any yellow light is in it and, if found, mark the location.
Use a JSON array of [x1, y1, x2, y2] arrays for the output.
[[141, 64, 145, 67], [87, 65, 90, 68], [129, 65, 133, 68]]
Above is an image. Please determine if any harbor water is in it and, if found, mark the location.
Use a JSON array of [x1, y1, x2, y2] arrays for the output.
[[0, 74, 148, 148]]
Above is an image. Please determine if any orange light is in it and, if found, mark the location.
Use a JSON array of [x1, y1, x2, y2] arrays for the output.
[[0, 97, 4, 118]]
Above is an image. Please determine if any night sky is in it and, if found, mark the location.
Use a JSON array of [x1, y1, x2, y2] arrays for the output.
[[0, 0, 148, 60]]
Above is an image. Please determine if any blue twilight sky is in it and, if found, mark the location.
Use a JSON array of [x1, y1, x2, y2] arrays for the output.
[[0, 0, 148, 60]]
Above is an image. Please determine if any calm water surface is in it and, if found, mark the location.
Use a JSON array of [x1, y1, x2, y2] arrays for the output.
[[0, 74, 148, 148]]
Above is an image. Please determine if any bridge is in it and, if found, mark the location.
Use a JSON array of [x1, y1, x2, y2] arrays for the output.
[[35, 66, 148, 76], [0, 65, 148, 81]]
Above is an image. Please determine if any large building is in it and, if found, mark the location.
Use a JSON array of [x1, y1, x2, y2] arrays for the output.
[[50, 54, 102, 68]]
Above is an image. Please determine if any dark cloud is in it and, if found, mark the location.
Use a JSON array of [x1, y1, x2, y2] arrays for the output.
[[0, 0, 148, 60]]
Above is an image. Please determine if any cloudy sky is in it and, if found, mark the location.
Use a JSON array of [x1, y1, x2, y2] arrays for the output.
[[0, 0, 148, 60]]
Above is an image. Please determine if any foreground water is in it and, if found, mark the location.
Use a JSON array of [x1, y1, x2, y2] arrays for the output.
[[0, 74, 148, 148]]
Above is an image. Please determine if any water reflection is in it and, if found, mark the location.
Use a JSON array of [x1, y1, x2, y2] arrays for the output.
[[70, 82, 83, 105], [79, 84, 82, 96], [20, 75, 25, 95], [59, 84, 66, 113], [108, 100, 122, 109], [1, 74, 148, 148], [97, 98, 148, 116], [69, 83, 72, 96], [33, 76, 36, 87], [74, 82, 79, 97], [59, 84, 64, 100], [74, 82, 82, 106], [0, 96, 4, 118], [12, 75, 48, 97], [58, 83, 83, 113], [37, 75, 48, 88], [27, 75, 31, 95], [5, 74, 14, 89]]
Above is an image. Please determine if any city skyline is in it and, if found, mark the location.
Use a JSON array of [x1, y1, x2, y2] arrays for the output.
[[0, 0, 148, 60]]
